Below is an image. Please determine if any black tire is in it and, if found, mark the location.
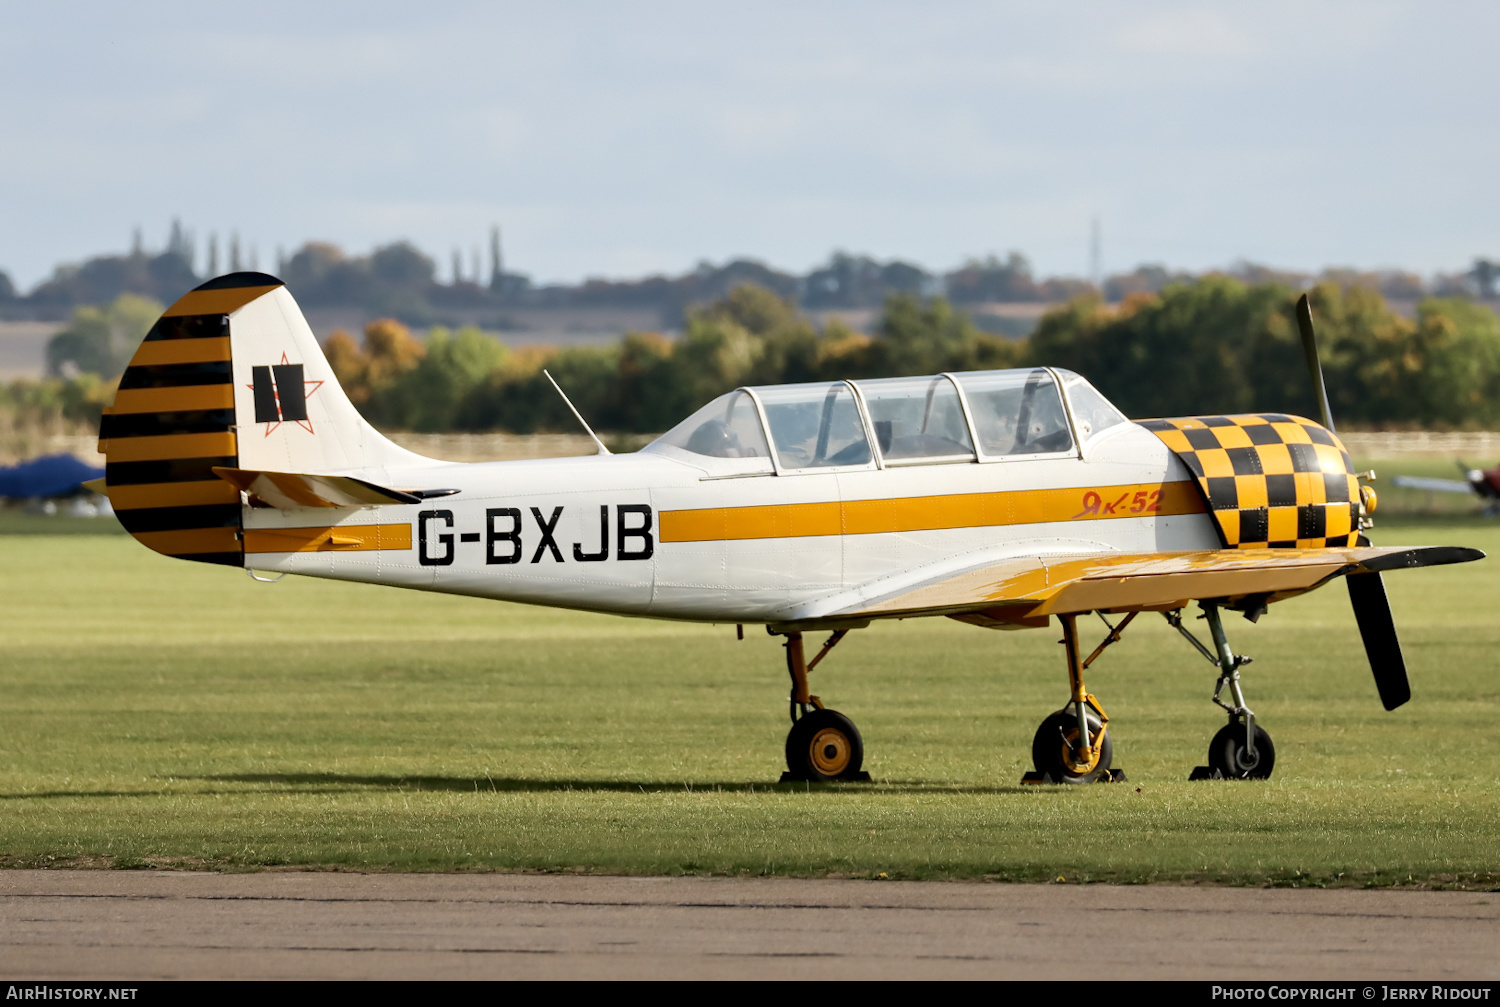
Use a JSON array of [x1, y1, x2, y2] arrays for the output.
[[1030, 708, 1113, 784], [1208, 721, 1275, 779], [785, 709, 865, 782]]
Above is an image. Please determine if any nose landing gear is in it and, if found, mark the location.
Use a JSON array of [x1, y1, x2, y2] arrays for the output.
[[1169, 603, 1276, 781]]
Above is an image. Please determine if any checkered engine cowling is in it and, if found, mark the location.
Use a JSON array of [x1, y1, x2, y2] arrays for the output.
[[1137, 414, 1360, 549]]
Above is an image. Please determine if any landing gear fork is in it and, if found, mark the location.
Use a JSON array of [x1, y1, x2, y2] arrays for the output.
[[1203, 604, 1256, 763], [1063, 614, 1107, 772], [784, 629, 847, 724]]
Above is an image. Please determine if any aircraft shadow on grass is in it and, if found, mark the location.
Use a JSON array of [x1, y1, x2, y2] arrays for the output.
[[2, 773, 1046, 799]]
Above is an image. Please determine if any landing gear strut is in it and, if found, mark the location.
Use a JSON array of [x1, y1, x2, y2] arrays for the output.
[[1168, 603, 1276, 780], [777, 630, 870, 782], [1023, 612, 1127, 784]]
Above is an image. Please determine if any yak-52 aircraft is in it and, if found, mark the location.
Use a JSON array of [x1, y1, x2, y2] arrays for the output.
[[96, 273, 1483, 784]]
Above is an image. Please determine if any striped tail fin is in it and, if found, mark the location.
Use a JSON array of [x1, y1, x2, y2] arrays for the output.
[[99, 272, 436, 568]]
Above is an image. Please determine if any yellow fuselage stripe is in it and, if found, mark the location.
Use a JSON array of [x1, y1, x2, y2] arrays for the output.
[[243, 523, 413, 554], [658, 481, 1205, 544]]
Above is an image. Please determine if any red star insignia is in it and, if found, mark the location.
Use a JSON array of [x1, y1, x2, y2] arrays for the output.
[[247, 352, 324, 436]]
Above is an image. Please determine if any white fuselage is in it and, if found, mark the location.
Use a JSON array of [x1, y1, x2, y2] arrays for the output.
[[241, 423, 1221, 625]]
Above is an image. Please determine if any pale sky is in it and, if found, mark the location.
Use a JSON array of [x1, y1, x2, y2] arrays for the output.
[[1, 1, 1496, 290]]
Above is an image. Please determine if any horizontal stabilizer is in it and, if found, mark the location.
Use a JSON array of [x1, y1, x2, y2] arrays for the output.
[[212, 467, 455, 509]]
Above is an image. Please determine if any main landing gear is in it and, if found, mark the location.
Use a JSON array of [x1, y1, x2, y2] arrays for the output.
[[776, 629, 871, 783], [1022, 612, 1130, 784], [1020, 600, 1278, 784], [1168, 603, 1276, 780]]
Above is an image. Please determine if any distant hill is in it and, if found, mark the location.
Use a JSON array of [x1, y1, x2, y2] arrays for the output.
[[2, 228, 1494, 338]]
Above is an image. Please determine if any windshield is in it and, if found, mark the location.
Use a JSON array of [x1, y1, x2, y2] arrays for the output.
[[647, 389, 771, 458], [955, 369, 1074, 457], [854, 375, 974, 463], [1057, 370, 1129, 442], [752, 381, 872, 469]]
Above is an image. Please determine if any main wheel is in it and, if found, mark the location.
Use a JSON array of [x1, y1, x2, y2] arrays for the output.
[[1208, 721, 1275, 779], [1031, 708, 1113, 784], [785, 709, 865, 782]]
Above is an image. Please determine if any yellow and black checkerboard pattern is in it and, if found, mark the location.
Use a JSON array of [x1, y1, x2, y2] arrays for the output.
[[1138, 414, 1360, 550]]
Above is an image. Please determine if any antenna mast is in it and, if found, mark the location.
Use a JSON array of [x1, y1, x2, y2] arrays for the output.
[[543, 370, 611, 455]]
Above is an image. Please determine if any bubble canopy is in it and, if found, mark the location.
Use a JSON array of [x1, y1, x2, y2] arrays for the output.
[[858, 374, 974, 463], [643, 368, 1129, 472]]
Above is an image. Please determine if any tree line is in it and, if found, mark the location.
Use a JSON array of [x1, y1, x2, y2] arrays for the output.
[[319, 278, 1500, 433], [16, 275, 1500, 440], [2, 237, 1075, 327], [8, 220, 1499, 329], [324, 286, 1019, 434]]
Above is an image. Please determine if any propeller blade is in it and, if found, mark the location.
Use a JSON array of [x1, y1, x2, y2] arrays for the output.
[[1295, 293, 1336, 433], [1346, 571, 1410, 711]]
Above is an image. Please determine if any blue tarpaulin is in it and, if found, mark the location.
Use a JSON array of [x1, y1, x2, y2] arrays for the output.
[[0, 454, 105, 499]]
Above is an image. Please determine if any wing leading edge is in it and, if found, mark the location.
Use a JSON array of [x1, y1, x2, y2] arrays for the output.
[[836, 545, 1483, 625]]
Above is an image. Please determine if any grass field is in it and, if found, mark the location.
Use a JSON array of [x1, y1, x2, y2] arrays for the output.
[[1, 515, 1498, 886]]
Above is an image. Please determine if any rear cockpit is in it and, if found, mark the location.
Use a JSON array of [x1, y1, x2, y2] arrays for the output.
[[642, 367, 1132, 475]]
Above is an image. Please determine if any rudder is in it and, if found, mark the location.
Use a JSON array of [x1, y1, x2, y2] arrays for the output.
[[100, 272, 436, 567]]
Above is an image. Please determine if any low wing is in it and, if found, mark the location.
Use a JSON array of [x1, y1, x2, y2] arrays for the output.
[[212, 467, 456, 509], [836, 545, 1483, 625], [1389, 476, 1475, 495]]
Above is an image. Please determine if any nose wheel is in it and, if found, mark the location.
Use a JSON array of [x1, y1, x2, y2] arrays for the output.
[[1207, 718, 1275, 779]]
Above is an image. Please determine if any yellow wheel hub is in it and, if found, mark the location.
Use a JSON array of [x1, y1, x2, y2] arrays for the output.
[[1059, 727, 1101, 775], [809, 727, 851, 776]]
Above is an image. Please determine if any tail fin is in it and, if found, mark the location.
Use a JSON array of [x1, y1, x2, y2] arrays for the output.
[[99, 271, 435, 567]]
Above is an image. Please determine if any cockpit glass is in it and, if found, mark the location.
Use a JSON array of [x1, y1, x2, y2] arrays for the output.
[[854, 375, 975, 462], [1057, 371, 1128, 442], [955, 369, 1074, 456], [648, 389, 771, 458], [752, 382, 872, 469]]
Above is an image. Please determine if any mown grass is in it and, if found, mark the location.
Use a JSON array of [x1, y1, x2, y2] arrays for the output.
[[1, 518, 1497, 885]]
